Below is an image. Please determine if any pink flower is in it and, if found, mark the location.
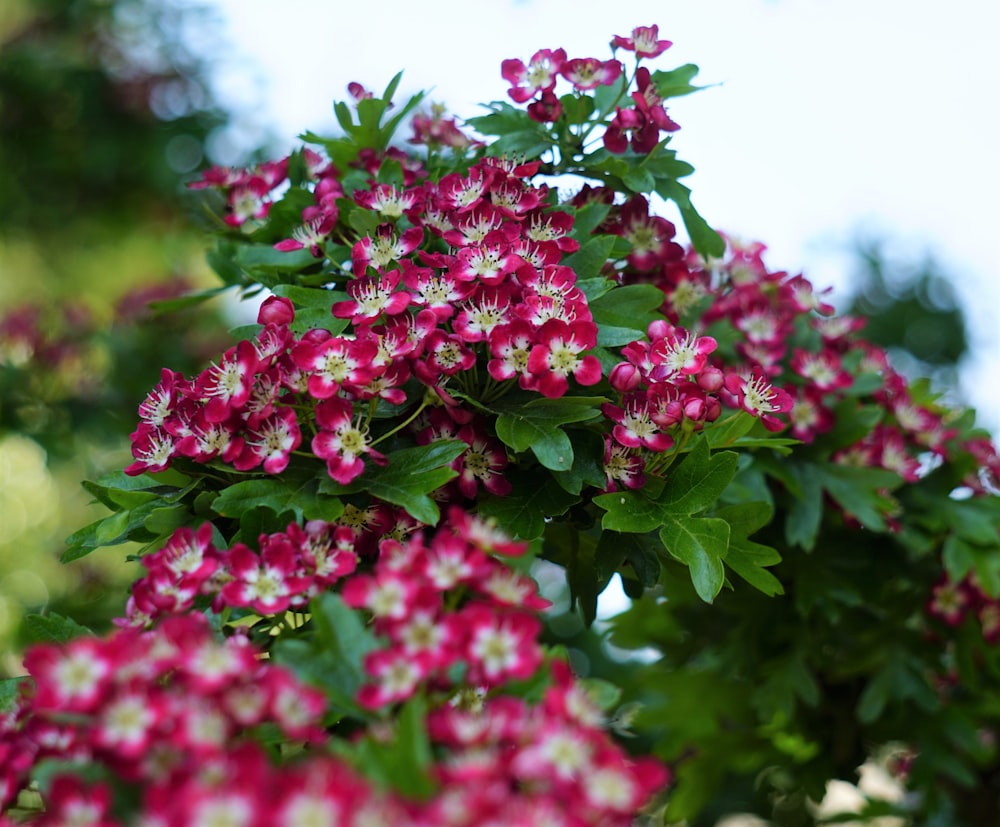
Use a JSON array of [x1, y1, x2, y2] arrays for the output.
[[274, 212, 338, 257], [501, 48, 567, 103], [611, 25, 673, 59], [602, 396, 674, 452], [351, 225, 423, 275], [256, 296, 295, 326], [219, 541, 311, 615], [234, 407, 302, 474], [125, 423, 177, 476], [723, 372, 794, 431], [526, 319, 602, 398], [603, 437, 647, 492], [311, 397, 387, 484], [194, 340, 260, 423], [560, 57, 623, 90], [461, 606, 544, 686], [454, 424, 512, 498], [290, 335, 380, 399], [331, 272, 412, 326]]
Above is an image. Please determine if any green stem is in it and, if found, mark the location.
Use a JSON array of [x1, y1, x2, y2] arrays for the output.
[[370, 399, 430, 447]]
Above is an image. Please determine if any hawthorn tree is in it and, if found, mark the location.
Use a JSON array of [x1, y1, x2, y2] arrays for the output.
[[2, 23, 1000, 826]]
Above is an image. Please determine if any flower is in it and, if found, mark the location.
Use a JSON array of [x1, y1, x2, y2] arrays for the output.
[[312, 398, 387, 484], [611, 24, 673, 58]]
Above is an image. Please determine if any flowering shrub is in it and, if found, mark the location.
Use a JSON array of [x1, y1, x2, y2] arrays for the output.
[[5, 24, 1000, 826]]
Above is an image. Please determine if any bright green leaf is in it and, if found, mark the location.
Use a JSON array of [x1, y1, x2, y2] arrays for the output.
[[494, 396, 604, 472], [21, 613, 93, 646], [561, 235, 617, 280], [622, 167, 656, 193], [324, 441, 466, 525], [660, 515, 730, 602], [659, 439, 739, 517], [650, 64, 707, 99], [0, 677, 29, 711], [569, 202, 612, 242], [212, 477, 328, 523]]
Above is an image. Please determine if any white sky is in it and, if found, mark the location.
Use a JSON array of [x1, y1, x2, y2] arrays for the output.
[[206, 0, 1000, 430]]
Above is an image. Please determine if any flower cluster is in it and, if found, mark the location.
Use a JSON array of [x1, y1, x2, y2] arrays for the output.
[[4, 668, 665, 827], [121, 518, 363, 625], [502, 47, 622, 124], [3, 513, 669, 826], [132, 155, 610, 486], [927, 572, 1000, 644], [501, 23, 680, 153], [14, 21, 1000, 827], [0, 613, 325, 811], [342, 509, 550, 705], [187, 157, 290, 228]]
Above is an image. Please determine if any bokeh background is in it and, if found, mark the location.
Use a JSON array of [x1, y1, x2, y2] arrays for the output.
[[1, 0, 995, 678]]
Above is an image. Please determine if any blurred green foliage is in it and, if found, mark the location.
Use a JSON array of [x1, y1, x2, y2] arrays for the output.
[[848, 239, 968, 391], [0, 0, 245, 668]]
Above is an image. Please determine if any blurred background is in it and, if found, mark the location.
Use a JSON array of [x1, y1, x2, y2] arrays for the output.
[[0, 0, 994, 676]]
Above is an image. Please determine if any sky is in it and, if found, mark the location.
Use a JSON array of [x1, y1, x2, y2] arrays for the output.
[[203, 0, 1000, 429]]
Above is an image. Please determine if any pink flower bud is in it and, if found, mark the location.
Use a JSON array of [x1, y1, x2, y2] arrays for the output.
[[610, 362, 642, 393], [257, 296, 295, 326], [684, 397, 706, 421], [647, 319, 673, 340], [697, 366, 724, 392]]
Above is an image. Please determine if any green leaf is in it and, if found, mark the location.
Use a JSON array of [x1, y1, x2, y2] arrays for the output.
[[272, 284, 350, 335], [80, 470, 194, 511], [659, 516, 730, 602], [560, 235, 617, 280], [494, 396, 604, 472], [143, 504, 190, 535], [711, 502, 782, 595], [658, 439, 739, 516], [552, 429, 607, 495], [349, 694, 436, 799], [544, 522, 604, 626], [322, 441, 466, 525], [211, 476, 339, 523], [654, 178, 724, 259], [595, 439, 737, 602], [560, 93, 595, 125], [589, 283, 665, 338], [312, 592, 378, 686], [574, 277, 616, 303], [622, 166, 656, 194], [21, 613, 93, 645], [63, 502, 160, 562], [478, 475, 580, 541], [569, 202, 612, 242], [857, 649, 938, 724], [704, 412, 757, 448], [650, 64, 707, 98], [0, 677, 28, 711], [465, 101, 533, 136], [783, 462, 823, 549], [273, 592, 378, 719], [147, 284, 233, 313], [752, 653, 819, 720], [235, 244, 319, 280], [815, 463, 901, 531], [592, 489, 664, 534], [724, 537, 784, 596], [596, 530, 661, 588], [644, 153, 696, 180]]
